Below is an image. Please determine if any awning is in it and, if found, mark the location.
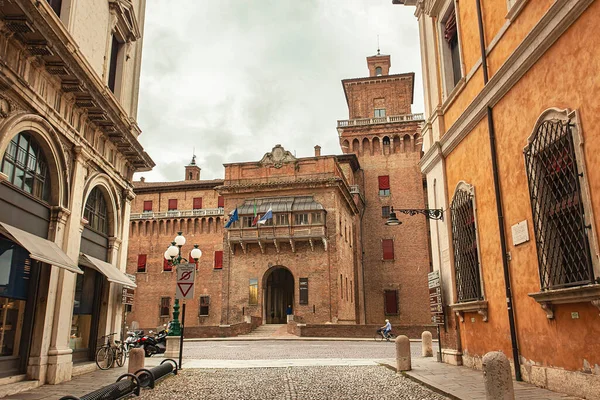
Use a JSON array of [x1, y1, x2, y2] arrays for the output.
[[237, 196, 324, 214], [0, 222, 82, 274], [79, 253, 136, 288]]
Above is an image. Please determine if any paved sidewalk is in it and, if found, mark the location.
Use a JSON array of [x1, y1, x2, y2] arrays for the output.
[[396, 357, 581, 400]]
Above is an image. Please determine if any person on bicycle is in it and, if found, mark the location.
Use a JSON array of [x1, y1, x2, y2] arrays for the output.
[[380, 319, 392, 338]]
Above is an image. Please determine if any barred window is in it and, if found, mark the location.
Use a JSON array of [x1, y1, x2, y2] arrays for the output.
[[1, 132, 51, 202], [524, 115, 595, 290], [84, 187, 108, 234], [450, 183, 483, 303]]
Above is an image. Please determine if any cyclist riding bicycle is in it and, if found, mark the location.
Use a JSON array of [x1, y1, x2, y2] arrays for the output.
[[377, 319, 392, 339]]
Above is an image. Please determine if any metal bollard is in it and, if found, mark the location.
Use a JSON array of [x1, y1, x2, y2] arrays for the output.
[[128, 348, 145, 375], [395, 335, 411, 372], [422, 331, 433, 357], [482, 351, 515, 400]]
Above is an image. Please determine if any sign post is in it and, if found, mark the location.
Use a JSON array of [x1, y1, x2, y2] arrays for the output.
[[428, 270, 444, 362], [176, 264, 195, 368]]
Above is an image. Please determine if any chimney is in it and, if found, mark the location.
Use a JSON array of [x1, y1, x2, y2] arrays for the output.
[[140, 176, 145, 182], [314, 145, 321, 157]]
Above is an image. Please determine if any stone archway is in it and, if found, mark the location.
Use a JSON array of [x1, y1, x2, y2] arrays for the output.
[[263, 267, 294, 324]]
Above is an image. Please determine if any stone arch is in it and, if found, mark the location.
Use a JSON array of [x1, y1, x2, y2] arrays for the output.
[[216, 217, 221, 233], [166, 220, 171, 236], [393, 135, 402, 153], [159, 220, 165, 235], [362, 137, 370, 156], [342, 139, 350, 153], [372, 137, 381, 155], [200, 218, 206, 234], [403, 134, 411, 153], [187, 218, 193, 235], [352, 138, 360, 154], [82, 173, 121, 238], [131, 221, 137, 237], [262, 265, 295, 324], [0, 113, 70, 208], [383, 136, 391, 155], [208, 217, 214, 233]]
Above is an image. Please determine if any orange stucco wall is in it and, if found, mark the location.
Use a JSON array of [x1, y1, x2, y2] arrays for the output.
[[444, 1, 600, 373]]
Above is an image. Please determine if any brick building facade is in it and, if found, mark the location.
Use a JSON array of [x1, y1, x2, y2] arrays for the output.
[[126, 55, 432, 335]]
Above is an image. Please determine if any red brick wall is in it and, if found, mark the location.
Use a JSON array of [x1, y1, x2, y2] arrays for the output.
[[287, 321, 435, 340]]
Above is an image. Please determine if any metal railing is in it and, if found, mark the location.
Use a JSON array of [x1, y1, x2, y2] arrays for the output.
[[131, 208, 224, 220], [337, 113, 424, 128], [227, 225, 326, 241]]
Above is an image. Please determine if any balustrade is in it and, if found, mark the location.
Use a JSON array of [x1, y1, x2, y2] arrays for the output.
[[337, 113, 424, 128], [131, 207, 224, 220]]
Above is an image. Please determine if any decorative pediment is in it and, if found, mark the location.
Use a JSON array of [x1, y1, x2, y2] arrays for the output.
[[259, 145, 297, 169], [109, 0, 141, 42]]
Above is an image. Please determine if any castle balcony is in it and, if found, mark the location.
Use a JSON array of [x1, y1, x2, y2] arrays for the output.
[[130, 208, 224, 220], [337, 113, 424, 128], [227, 224, 328, 254]]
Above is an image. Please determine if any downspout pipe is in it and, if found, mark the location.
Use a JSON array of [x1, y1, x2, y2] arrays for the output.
[[475, 0, 522, 381]]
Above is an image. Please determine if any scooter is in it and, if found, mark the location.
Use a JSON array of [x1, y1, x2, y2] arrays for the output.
[[139, 323, 169, 357], [124, 330, 144, 352]]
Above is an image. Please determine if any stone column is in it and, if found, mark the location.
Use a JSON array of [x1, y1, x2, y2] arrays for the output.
[[482, 351, 514, 400], [422, 331, 433, 357], [46, 146, 89, 384], [395, 335, 411, 372]]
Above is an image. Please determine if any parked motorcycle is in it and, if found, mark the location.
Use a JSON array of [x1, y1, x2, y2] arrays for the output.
[[139, 324, 169, 357], [124, 330, 144, 352]]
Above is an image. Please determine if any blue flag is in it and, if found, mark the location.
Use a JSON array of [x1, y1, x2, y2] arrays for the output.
[[225, 208, 239, 228], [257, 207, 273, 225]]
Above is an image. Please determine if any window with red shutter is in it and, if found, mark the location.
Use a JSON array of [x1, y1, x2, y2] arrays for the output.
[[163, 258, 172, 272], [378, 176, 390, 196], [193, 197, 203, 210], [214, 250, 223, 269], [384, 290, 398, 315], [189, 251, 199, 270], [217, 196, 224, 208], [143, 200, 152, 212], [382, 239, 394, 260], [137, 254, 147, 273], [168, 199, 177, 211]]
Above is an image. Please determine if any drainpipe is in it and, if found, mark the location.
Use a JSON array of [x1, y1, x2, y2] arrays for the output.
[[475, 0, 521, 381]]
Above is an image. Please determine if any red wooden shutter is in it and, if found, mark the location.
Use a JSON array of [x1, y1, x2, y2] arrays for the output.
[[143, 200, 152, 212], [163, 258, 172, 271], [217, 196, 224, 208], [384, 290, 398, 314], [193, 197, 203, 210], [137, 254, 147, 272], [168, 199, 177, 210], [214, 250, 223, 269], [444, 9, 457, 43], [378, 176, 390, 190], [382, 239, 394, 260]]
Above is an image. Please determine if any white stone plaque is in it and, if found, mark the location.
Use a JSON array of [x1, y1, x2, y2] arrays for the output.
[[511, 220, 530, 246]]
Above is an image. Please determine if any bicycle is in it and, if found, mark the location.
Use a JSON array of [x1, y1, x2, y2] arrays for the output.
[[95, 333, 126, 370], [374, 329, 396, 342]]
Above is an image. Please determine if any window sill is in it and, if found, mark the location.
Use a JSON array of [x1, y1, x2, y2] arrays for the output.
[[0, 172, 8, 182], [136, 271, 147, 274], [528, 284, 600, 319], [506, 0, 528, 22], [449, 300, 488, 322], [441, 77, 466, 114]]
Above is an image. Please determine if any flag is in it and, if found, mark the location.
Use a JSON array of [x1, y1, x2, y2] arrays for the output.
[[252, 199, 259, 226], [225, 208, 238, 228], [257, 207, 273, 225]]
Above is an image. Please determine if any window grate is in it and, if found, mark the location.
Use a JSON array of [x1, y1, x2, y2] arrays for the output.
[[451, 188, 482, 302], [524, 120, 594, 290]]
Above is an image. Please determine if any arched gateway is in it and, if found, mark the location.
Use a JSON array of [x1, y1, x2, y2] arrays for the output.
[[263, 266, 294, 324]]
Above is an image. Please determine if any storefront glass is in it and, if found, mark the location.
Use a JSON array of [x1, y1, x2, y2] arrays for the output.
[[70, 267, 99, 360]]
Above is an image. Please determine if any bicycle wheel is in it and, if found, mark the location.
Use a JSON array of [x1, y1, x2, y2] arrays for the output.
[[114, 346, 125, 367], [95, 346, 113, 370], [374, 332, 383, 342], [386, 333, 396, 341]]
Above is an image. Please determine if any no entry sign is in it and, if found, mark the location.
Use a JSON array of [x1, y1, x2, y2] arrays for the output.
[[176, 263, 196, 300]]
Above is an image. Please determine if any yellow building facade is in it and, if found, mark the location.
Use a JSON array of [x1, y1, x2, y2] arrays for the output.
[[397, 0, 600, 398]]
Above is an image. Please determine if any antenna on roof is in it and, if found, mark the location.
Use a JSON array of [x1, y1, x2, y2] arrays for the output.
[[377, 35, 380, 55], [190, 147, 196, 165]]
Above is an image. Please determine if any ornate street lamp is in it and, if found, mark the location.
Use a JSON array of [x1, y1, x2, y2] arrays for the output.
[[163, 232, 202, 336], [385, 206, 444, 226]]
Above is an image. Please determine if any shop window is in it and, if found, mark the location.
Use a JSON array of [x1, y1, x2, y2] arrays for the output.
[[382, 206, 391, 218], [1, 132, 51, 202], [193, 197, 203, 210], [143, 201, 152, 212], [382, 239, 394, 260], [84, 187, 109, 234], [249, 278, 258, 305], [214, 250, 223, 269], [378, 176, 390, 196], [163, 258, 172, 272], [295, 213, 309, 225], [218, 196, 224, 208], [168, 199, 177, 211], [524, 117, 595, 290], [160, 297, 170, 317], [450, 182, 483, 302], [384, 290, 398, 315], [199, 296, 209, 316], [137, 254, 147, 273]]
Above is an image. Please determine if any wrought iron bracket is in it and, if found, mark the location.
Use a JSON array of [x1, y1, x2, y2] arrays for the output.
[[395, 208, 444, 220]]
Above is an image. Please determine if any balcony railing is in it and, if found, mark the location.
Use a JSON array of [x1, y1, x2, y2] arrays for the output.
[[227, 225, 326, 241], [337, 113, 424, 128], [130, 208, 224, 220]]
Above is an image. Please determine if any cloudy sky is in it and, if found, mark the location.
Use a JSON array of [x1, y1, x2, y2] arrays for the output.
[[135, 0, 423, 182]]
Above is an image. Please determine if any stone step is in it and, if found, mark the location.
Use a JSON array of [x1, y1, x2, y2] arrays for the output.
[[0, 379, 40, 398]]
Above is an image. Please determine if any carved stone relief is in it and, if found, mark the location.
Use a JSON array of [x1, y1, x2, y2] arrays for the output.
[[259, 144, 297, 169]]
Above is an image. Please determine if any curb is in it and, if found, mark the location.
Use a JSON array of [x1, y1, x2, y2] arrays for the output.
[[400, 371, 462, 400]]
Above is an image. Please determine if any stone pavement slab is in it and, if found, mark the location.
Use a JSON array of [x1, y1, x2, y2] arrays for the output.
[[181, 357, 397, 369], [399, 357, 582, 400]]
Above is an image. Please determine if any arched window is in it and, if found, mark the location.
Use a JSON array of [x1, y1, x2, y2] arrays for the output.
[[84, 187, 109, 234], [375, 66, 382, 76], [1, 132, 51, 202]]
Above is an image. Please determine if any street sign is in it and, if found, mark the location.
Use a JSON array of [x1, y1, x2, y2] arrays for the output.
[[428, 270, 444, 325], [176, 263, 196, 300], [122, 287, 134, 305]]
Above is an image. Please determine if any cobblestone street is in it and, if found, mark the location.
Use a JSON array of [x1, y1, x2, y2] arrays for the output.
[[139, 366, 449, 400]]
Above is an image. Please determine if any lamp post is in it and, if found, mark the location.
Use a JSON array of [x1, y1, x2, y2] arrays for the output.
[[163, 232, 202, 337], [385, 206, 444, 226]]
